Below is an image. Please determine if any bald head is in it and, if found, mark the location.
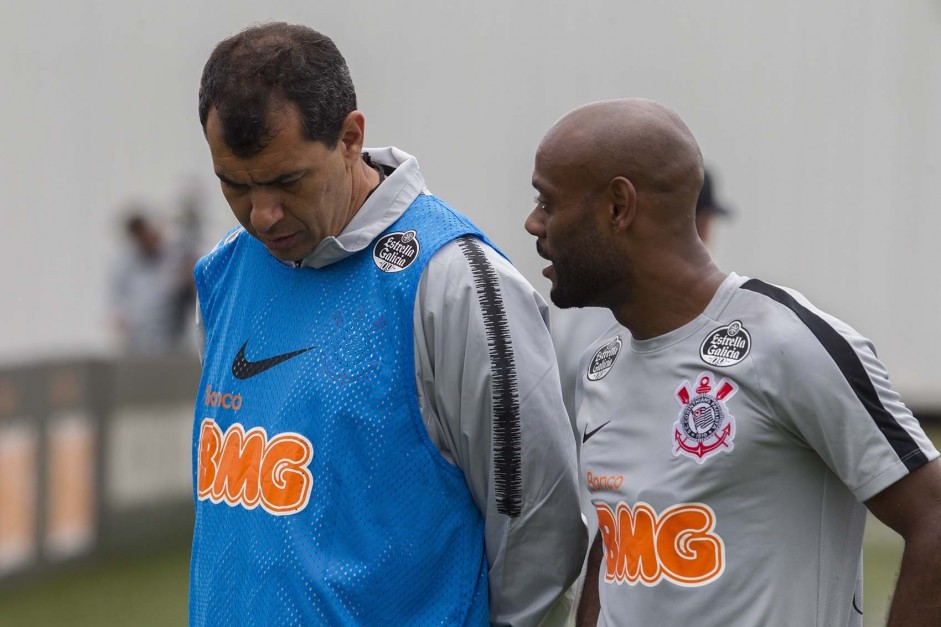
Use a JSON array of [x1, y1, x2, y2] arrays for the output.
[[538, 98, 704, 222], [526, 99, 724, 334]]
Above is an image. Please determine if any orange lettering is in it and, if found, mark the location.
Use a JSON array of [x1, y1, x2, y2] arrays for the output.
[[196, 419, 313, 515], [203, 385, 243, 411], [197, 419, 221, 497], [261, 436, 314, 514], [213, 425, 265, 507], [657, 504, 723, 585], [615, 503, 660, 584], [597, 502, 619, 579], [587, 471, 624, 491], [595, 501, 725, 587]]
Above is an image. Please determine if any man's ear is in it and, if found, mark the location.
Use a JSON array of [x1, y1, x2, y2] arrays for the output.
[[338, 111, 366, 162], [609, 176, 636, 232]]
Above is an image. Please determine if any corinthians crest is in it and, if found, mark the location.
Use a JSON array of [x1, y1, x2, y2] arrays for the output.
[[672, 372, 737, 463]]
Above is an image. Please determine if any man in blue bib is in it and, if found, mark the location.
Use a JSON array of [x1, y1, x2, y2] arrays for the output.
[[189, 22, 585, 626]]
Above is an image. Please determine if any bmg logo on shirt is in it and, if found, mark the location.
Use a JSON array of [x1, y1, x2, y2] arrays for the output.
[[197, 419, 313, 516], [596, 501, 725, 587]]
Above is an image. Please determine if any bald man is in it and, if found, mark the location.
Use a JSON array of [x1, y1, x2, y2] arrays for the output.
[[525, 99, 941, 627]]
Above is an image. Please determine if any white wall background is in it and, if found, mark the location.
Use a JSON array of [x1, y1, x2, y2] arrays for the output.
[[1, 0, 939, 405]]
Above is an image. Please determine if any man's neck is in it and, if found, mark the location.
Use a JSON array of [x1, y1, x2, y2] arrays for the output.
[[611, 259, 727, 341], [348, 155, 383, 218]]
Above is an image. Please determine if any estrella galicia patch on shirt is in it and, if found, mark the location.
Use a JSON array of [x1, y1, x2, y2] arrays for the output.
[[373, 230, 420, 272], [700, 320, 751, 367], [672, 372, 737, 464], [587, 336, 622, 381]]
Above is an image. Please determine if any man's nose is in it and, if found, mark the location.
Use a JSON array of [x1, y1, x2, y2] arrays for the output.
[[250, 188, 285, 232], [524, 207, 545, 237]]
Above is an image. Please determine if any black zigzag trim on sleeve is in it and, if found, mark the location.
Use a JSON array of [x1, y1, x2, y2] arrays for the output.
[[457, 236, 522, 517], [741, 279, 929, 471]]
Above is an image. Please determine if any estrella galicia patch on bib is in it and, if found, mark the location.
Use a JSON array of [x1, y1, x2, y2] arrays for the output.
[[700, 320, 751, 367], [373, 230, 420, 273], [672, 372, 737, 464], [587, 336, 622, 381]]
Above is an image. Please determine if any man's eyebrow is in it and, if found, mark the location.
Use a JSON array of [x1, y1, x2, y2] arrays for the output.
[[215, 169, 309, 186], [254, 169, 309, 185], [215, 171, 245, 187]]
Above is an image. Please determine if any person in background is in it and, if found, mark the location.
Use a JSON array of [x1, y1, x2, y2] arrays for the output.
[[693, 169, 730, 246], [168, 185, 204, 344], [190, 22, 585, 626], [526, 98, 941, 626], [111, 210, 192, 355]]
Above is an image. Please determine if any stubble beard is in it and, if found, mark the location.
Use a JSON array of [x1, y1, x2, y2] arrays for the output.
[[549, 239, 628, 310]]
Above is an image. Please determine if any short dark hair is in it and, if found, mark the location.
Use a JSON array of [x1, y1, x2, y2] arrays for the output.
[[198, 22, 357, 157]]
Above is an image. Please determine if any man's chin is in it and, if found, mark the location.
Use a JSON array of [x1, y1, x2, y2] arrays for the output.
[[550, 283, 610, 310], [262, 240, 316, 264], [549, 286, 582, 309]]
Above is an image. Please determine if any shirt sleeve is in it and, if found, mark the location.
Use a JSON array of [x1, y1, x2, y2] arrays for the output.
[[414, 236, 588, 627], [194, 299, 205, 364], [749, 286, 939, 502]]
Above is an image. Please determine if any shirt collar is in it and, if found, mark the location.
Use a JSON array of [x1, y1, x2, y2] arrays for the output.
[[298, 146, 429, 269]]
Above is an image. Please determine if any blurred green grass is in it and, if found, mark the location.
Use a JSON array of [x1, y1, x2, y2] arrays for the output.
[[0, 544, 190, 627], [0, 427, 936, 627]]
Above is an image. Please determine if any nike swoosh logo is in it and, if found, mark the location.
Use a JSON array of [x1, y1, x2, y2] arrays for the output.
[[231, 341, 317, 380], [582, 420, 611, 444]]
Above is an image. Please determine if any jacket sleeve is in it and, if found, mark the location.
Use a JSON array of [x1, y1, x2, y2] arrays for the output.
[[413, 236, 587, 626]]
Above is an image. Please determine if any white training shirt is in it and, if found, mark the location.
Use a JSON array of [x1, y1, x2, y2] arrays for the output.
[[577, 272, 938, 627]]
